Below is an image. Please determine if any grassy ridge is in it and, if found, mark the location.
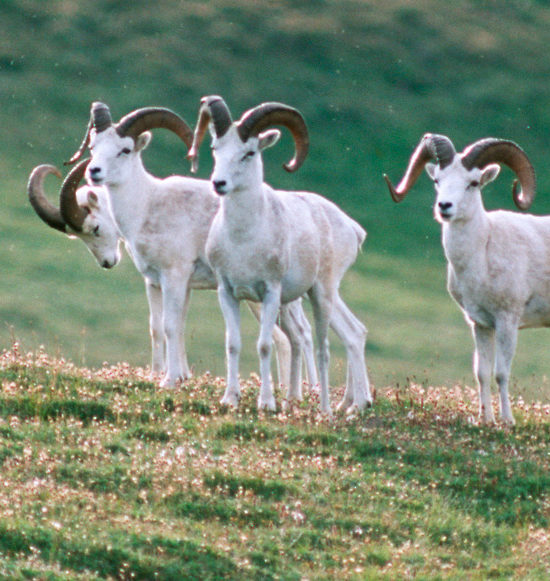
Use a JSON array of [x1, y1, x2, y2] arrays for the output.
[[3, 1, 550, 396], [1, 347, 549, 578]]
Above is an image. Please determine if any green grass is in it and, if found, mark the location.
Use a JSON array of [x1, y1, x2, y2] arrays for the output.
[[1, 346, 550, 579], [4, 0, 550, 401]]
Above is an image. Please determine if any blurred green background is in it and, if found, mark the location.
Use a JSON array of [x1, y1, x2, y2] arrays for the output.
[[2, 0, 550, 401]]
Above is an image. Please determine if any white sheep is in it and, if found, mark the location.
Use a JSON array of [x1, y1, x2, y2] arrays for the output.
[[28, 159, 121, 269], [384, 133, 538, 425], [187, 95, 372, 414], [66, 102, 316, 389]]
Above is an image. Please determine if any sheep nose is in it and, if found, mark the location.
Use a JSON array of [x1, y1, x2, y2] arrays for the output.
[[88, 166, 102, 183], [213, 180, 227, 195], [438, 202, 453, 211]]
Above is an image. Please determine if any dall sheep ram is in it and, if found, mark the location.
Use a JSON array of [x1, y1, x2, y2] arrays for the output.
[[188, 95, 371, 414], [384, 133, 539, 425], [28, 159, 121, 269], [67, 102, 316, 389]]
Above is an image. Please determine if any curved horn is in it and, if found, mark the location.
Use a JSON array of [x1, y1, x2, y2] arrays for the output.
[[187, 95, 234, 173], [236, 102, 309, 172], [115, 107, 193, 148], [461, 138, 536, 210], [59, 158, 91, 232], [27, 165, 66, 232], [65, 102, 113, 166], [384, 133, 456, 202]]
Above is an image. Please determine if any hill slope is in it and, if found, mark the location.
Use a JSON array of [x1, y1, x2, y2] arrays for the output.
[[3, 0, 550, 395]]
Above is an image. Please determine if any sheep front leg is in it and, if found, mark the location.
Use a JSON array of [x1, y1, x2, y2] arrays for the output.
[[494, 318, 519, 425], [160, 270, 193, 388], [218, 282, 242, 407], [472, 322, 496, 424], [247, 301, 292, 389], [257, 286, 282, 411], [178, 286, 192, 379], [145, 279, 165, 378]]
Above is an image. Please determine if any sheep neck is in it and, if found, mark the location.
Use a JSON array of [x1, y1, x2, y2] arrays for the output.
[[219, 184, 267, 237], [441, 207, 490, 275], [106, 163, 153, 241]]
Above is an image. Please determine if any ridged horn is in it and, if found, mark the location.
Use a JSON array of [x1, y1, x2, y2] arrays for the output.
[[187, 96, 234, 173], [59, 158, 91, 232], [461, 138, 536, 210], [27, 165, 66, 232], [384, 133, 456, 202], [115, 107, 193, 148], [65, 102, 113, 165], [237, 102, 309, 172]]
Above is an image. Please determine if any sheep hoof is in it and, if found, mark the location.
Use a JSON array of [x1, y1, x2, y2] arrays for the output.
[[220, 391, 240, 408], [336, 398, 353, 414], [258, 396, 277, 412], [160, 375, 180, 389]]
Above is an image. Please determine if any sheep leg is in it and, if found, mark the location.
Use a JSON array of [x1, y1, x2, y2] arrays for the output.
[[257, 286, 282, 411], [494, 318, 518, 425], [145, 279, 165, 378], [218, 282, 242, 407], [308, 284, 333, 416], [278, 303, 306, 403], [178, 285, 192, 379], [472, 322, 496, 424], [247, 301, 292, 389], [330, 294, 372, 414], [160, 269, 193, 387], [287, 299, 318, 388]]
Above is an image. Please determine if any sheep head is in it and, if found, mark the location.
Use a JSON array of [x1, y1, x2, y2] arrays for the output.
[[28, 159, 90, 233], [66, 102, 194, 183], [384, 134, 536, 218], [28, 159, 121, 268], [187, 96, 309, 194]]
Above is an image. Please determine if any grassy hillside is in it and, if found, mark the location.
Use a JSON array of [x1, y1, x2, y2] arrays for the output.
[[3, 1, 550, 397], [1, 349, 549, 579]]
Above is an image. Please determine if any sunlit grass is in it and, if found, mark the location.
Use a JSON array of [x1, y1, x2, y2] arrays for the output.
[[1, 344, 550, 578]]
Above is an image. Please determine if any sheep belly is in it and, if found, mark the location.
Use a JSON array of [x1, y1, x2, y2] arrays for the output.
[[521, 295, 550, 328]]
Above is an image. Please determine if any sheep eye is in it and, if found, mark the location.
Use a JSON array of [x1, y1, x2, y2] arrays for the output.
[[469, 180, 479, 188], [93, 225, 100, 237], [242, 151, 255, 161], [118, 147, 131, 156]]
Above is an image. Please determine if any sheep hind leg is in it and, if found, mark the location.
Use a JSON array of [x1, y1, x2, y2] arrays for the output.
[[278, 302, 307, 404], [494, 318, 519, 426], [330, 294, 372, 414], [308, 284, 333, 416], [288, 298, 318, 389], [472, 323, 496, 424]]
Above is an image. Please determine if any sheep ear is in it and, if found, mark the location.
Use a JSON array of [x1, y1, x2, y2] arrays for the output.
[[258, 129, 281, 151], [87, 190, 100, 209], [425, 162, 437, 180], [480, 163, 500, 187], [135, 131, 152, 152]]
